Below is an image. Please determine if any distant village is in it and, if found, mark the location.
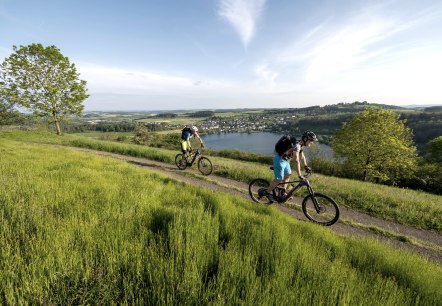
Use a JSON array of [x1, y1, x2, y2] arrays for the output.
[[81, 112, 297, 134], [194, 115, 296, 134]]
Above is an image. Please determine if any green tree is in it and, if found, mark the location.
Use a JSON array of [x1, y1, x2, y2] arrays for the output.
[[426, 136, 442, 163], [332, 108, 417, 183], [0, 98, 19, 125], [0, 43, 88, 134]]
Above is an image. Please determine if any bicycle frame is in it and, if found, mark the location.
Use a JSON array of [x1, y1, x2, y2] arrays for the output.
[[186, 148, 201, 166], [274, 174, 315, 203]]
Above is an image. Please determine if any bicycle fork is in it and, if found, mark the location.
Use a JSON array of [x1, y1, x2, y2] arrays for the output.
[[308, 186, 323, 213]]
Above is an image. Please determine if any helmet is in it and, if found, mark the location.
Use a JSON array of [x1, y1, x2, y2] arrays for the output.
[[191, 125, 198, 132], [302, 131, 317, 141]]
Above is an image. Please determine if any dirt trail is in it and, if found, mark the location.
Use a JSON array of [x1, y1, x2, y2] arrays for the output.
[[73, 147, 442, 265]]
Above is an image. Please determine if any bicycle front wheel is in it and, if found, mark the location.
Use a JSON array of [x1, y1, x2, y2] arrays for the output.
[[302, 193, 340, 226], [198, 157, 213, 175], [175, 154, 188, 170], [248, 178, 272, 204]]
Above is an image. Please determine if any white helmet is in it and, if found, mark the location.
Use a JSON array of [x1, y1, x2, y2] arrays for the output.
[[191, 125, 198, 132]]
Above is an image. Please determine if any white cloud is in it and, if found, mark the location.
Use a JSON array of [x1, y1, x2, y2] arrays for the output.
[[254, 64, 277, 83], [218, 0, 266, 47], [78, 64, 195, 94], [278, 16, 398, 83], [270, 5, 442, 96], [76, 63, 249, 110]]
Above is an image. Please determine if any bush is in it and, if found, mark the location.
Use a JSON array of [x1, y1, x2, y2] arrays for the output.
[[398, 162, 442, 195], [205, 149, 272, 164], [133, 127, 181, 150], [311, 158, 343, 177]]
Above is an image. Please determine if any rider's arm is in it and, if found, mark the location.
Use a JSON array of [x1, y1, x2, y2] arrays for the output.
[[300, 150, 308, 168], [194, 132, 205, 147], [294, 151, 302, 178], [186, 138, 192, 150]]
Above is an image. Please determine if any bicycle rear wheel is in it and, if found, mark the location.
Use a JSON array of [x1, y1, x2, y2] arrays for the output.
[[198, 157, 213, 175], [302, 193, 340, 226], [248, 178, 272, 204], [175, 154, 188, 170]]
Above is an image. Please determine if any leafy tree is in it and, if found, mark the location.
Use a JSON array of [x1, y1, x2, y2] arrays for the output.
[[0, 98, 19, 125], [426, 136, 442, 163], [0, 43, 88, 134], [332, 108, 417, 183]]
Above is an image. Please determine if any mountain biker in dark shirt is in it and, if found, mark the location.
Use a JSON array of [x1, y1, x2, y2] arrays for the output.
[[181, 125, 204, 155], [260, 131, 317, 200]]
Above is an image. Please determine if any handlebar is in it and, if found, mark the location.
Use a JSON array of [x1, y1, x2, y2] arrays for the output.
[[189, 147, 202, 155]]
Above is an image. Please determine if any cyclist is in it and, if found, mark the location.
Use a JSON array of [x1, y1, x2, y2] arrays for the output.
[[181, 125, 205, 156], [259, 131, 317, 201]]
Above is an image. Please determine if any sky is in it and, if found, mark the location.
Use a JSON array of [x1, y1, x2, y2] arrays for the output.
[[1, 0, 442, 111]]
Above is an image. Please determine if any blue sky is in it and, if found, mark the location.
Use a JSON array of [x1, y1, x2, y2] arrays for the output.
[[1, 0, 442, 111]]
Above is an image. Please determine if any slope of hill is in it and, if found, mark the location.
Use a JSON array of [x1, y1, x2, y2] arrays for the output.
[[0, 134, 441, 304]]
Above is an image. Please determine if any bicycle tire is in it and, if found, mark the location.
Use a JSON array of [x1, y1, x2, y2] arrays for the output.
[[175, 153, 188, 170], [197, 157, 213, 175], [248, 178, 272, 204], [302, 193, 340, 226]]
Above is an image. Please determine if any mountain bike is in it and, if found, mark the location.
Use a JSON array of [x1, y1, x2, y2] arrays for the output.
[[248, 170, 340, 226], [175, 148, 213, 176]]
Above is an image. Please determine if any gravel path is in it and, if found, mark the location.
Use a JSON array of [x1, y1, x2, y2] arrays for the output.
[[73, 147, 442, 265]]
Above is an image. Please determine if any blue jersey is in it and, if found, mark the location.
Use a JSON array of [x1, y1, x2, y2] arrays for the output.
[[183, 130, 192, 140]]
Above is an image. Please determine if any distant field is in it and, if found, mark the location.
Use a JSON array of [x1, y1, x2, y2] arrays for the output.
[[135, 116, 206, 124], [134, 109, 265, 124], [71, 131, 133, 138]]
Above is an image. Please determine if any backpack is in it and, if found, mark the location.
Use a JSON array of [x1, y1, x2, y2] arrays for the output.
[[181, 127, 193, 140], [275, 135, 295, 157]]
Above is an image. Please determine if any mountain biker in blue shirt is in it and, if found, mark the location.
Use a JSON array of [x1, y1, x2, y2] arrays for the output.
[[260, 131, 317, 201], [181, 125, 204, 155]]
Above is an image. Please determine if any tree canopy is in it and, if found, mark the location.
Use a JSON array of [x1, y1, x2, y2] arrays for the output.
[[0, 43, 89, 134], [332, 108, 417, 183], [426, 136, 442, 163]]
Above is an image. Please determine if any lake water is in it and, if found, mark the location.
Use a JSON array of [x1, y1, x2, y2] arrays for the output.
[[202, 132, 334, 160]]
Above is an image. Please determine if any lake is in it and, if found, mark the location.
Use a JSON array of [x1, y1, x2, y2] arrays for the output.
[[202, 132, 334, 160]]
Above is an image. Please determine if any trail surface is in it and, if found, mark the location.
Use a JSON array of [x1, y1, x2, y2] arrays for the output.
[[73, 147, 442, 265]]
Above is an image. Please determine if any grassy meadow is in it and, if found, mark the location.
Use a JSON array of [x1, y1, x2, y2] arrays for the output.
[[134, 110, 264, 124], [0, 136, 441, 304], [1, 130, 441, 233]]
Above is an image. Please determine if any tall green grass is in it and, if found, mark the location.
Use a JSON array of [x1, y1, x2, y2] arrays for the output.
[[1, 130, 441, 232], [1, 138, 442, 304]]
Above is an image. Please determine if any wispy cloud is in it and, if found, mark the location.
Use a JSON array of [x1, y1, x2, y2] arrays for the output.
[[76, 63, 294, 110], [254, 64, 278, 84], [78, 64, 194, 94], [76, 63, 240, 98], [218, 0, 267, 47], [276, 5, 442, 85]]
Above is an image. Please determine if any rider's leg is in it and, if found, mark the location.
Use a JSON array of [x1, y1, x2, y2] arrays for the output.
[[281, 163, 292, 191], [267, 154, 286, 194], [178, 141, 186, 166], [181, 140, 190, 157], [267, 179, 282, 193]]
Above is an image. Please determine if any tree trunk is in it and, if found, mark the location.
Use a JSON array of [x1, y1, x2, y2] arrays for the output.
[[363, 152, 371, 181], [52, 111, 62, 135], [54, 120, 61, 135]]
